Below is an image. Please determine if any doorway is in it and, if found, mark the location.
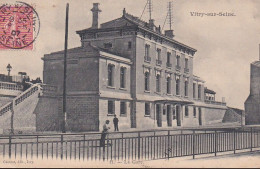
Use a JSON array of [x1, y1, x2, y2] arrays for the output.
[[166, 105, 172, 127], [156, 104, 162, 127], [199, 107, 202, 125], [176, 105, 181, 126]]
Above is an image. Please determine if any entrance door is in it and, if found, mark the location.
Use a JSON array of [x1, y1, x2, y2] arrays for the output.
[[156, 104, 162, 127], [199, 108, 202, 125], [176, 105, 181, 126]]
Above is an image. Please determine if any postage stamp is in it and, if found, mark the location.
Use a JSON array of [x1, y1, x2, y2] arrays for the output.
[[0, 1, 40, 50]]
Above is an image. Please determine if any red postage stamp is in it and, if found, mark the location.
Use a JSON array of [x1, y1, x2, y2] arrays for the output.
[[0, 2, 40, 50]]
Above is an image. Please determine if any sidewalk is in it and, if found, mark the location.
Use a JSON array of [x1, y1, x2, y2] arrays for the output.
[[1, 150, 260, 168]]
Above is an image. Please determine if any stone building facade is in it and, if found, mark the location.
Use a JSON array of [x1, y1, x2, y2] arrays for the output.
[[38, 3, 228, 132]]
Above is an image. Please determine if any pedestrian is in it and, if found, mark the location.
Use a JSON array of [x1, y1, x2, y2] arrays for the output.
[[100, 120, 110, 147], [113, 114, 119, 131]]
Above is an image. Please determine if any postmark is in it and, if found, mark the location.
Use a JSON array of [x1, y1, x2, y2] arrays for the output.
[[0, 1, 40, 50]]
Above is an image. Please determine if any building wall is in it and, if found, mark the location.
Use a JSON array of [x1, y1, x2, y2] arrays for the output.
[[66, 96, 99, 131], [35, 96, 60, 131], [98, 56, 131, 95], [203, 107, 226, 125], [135, 36, 197, 99], [99, 99, 131, 131], [43, 53, 99, 94], [245, 62, 260, 125]]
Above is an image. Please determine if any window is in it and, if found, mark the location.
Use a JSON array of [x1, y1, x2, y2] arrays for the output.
[[128, 41, 132, 49], [145, 103, 150, 116], [173, 107, 176, 120], [120, 67, 126, 88], [166, 77, 171, 94], [156, 48, 161, 60], [198, 84, 201, 99], [167, 52, 171, 63], [120, 101, 127, 115], [176, 55, 180, 67], [107, 64, 114, 87], [185, 106, 189, 117], [184, 80, 188, 97], [176, 76, 180, 95], [108, 100, 115, 115], [104, 42, 112, 48], [185, 58, 189, 69], [156, 74, 161, 92], [193, 107, 197, 117], [144, 72, 150, 91], [145, 44, 150, 57], [193, 83, 196, 98]]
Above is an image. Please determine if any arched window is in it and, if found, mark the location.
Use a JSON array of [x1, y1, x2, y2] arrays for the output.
[[108, 64, 114, 87], [176, 78, 180, 95], [176, 55, 180, 67], [144, 72, 150, 91], [120, 67, 126, 88], [156, 74, 161, 92], [184, 80, 188, 96], [166, 77, 171, 94]]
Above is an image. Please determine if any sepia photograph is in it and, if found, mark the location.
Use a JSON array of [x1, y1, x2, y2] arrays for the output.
[[0, 0, 259, 168]]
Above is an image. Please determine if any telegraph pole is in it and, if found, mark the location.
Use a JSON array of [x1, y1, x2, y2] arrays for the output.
[[62, 3, 69, 133]]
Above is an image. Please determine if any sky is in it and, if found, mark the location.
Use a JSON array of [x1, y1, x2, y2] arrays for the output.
[[0, 0, 259, 109]]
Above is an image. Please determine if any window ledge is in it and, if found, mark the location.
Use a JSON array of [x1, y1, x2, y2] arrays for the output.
[[144, 60, 151, 63], [185, 116, 189, 118], [107, 114, 115, 116], [120, 114, 127, 117], [107, 86, 116, 89], [184, 96, 189, 98], [166, 93, 172, 96], [144, 90, 150, 93], [144, 115, 151, 117], [155, 91, 161, 95], [119, 88, 127, 91], [176, 95, 181, 97]]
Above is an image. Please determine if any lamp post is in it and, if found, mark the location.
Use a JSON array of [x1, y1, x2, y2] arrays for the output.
[[6, 64, 12, 77]]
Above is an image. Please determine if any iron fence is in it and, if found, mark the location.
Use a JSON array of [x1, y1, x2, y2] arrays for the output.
[[0, 127, 260, 161]]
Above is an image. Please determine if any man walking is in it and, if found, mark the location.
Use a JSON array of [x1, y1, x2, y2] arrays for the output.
[[113, 115, 119, 131], [100, 120, 110, 147]]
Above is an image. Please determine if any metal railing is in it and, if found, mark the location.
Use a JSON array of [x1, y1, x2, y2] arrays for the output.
[[205, 100, 226, 106], [0, 127, 260, 161]]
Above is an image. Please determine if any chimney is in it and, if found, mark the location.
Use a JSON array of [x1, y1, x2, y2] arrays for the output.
[[165, 30, 174, 38], [149, 19, 155, 30], [91, 3, 101, 29]]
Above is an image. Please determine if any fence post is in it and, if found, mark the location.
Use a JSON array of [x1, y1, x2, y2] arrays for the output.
[[214, 130, 217, 156], [168, 130, 170, 160], [61, 134, 64, 159], [36, 135, 39, 158], [251, 127, 253, 152], [192, 130, 195, 159], [233, 130, 236, 154], [8, 135, 12, 158], [138, 132, 140, 160]]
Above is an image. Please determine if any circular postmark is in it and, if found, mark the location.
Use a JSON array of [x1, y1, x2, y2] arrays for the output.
[[0, 1, 40, 49]]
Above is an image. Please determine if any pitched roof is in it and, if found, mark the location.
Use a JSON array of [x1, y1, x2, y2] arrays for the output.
[[204, 87, 216, 94], [76, 10, 197, 53]]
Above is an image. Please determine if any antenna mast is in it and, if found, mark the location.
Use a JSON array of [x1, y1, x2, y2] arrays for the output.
[[167, 1, 173, 30], [147, 0, 152, 20]]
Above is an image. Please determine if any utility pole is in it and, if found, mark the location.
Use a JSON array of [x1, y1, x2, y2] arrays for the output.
[[62, 3, 69, 133]]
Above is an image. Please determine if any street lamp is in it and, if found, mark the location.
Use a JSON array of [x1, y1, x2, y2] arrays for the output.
[[6, 64, 12, 77]]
